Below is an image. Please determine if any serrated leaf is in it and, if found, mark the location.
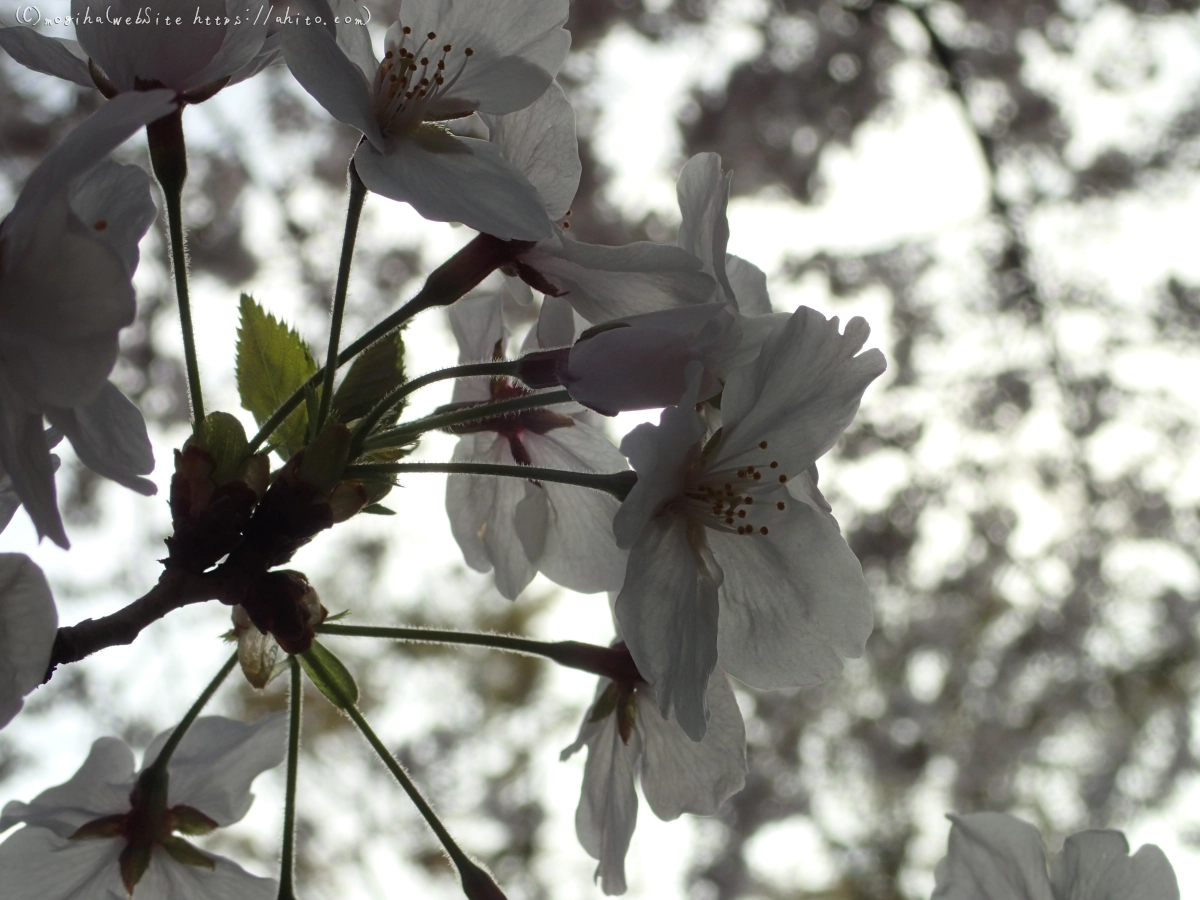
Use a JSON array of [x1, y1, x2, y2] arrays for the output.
[[236, 294, 317, 461], [360, 503, 396, 515], [334, 332, 407, 424], [299, 640, 359, 709]]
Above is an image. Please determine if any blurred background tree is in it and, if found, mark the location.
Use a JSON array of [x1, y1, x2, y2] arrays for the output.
[[3, 1, 1200, 898]]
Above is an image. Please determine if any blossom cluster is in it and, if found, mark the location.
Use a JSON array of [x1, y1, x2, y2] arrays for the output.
[[0, 0, 1183, 897]]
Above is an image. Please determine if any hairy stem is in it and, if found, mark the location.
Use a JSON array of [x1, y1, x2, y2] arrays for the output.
[[362, 389, 574, 449], [277, 658, 302, 900], [344, 460, 637, 500]]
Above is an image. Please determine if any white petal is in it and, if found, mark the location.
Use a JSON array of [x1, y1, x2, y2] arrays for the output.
[[612, 395, 705, 549], [73, 0, 227, 92], [446, 435, 537, 599], [0, 554, 57, 731], [0, 737, 135, 835], [1051, 830, 1180, 900], [531, 295, 579, 350], [5, 91, 177, 244], [0, 827, 122, 900], [330, 0, 378, 79], [46, 382, 156, 496], [393, 0, 570, 116], [185, 0, 270, 90], [354, 128, 553, 240], [637, 672, 746, 821], [724, 253, 771, 315], [483, 80, 580, 220], [522, 238, 715, 324], [0, 28, 92, 87], [280, 21, 382, 144], [143, 714, 287, 827], [932, 812, 1054, 900], [139, 846, 278, 900], [522, 424, 628, 594], [67, 160, 157, 276], [711, 497, 872, 689], [571, 711, 640, 896], [717, 307, 886, 473], [0, 386, 67, 547], [614, 515, 719, 741], [675, 153, 734, 304], [450, 293, 506, 368]]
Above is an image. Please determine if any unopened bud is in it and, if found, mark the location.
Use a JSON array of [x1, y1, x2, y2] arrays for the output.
[[240, 570, 327, 656]]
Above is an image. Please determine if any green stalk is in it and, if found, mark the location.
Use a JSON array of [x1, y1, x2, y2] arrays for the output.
[[316, 163, 368, 431], [277, 658, 302, 900], [245, 235, 532, 455], [344, 460, 636, 501], [144, 651, 237, 779], [347, 360, 518, 458], [147, 108, 205, 432], [362, 389, 574, 450]]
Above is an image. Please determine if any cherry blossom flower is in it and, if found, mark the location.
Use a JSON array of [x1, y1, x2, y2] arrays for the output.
[[0, 554, 57, 732], [0, 714, 287, 899], [445, 293, 628, 599], [281, 0, 571, 240], [484, 81, 717, 320], [933, 812, 1180, 900], [0, 0, 276, 99], [612, 306, 886, 740], [0, 92, 174, 547], [561, 661, 746, 895]]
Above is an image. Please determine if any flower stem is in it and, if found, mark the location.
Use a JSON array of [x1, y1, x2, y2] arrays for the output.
[[347, 359, 519, 458], [245, 235, 533, 455], [147, 107, 204, 431], [318, 623, 643, 683], [316, 162, 368, 432], [362, 389, 574, 450], [300, 651, 479, 877], [346, 460, 636, 500], [277, 657, 302, 900], [144, 651, 237, 778]]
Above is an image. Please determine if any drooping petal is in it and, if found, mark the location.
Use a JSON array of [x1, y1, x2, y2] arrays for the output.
[[614, 515, 720, 741], [520, 237, 715, 324], [522, 423, 628, 594], [137, 846, 278, 900], [446, 434, 538, 599], [0, 384, 66, 547], [0, 826, 122, 900], [73, 0, 227, 92], [716, 306, 886, 473], [675, 153, 734, 305], [932, 813, 1055, 900], [710, 497, 871, 690], [141, 714, 287, 827], [67, 160, 157, 277], [637, 671, 746, 821], [392, 0, 570, 117], [1051, 830, 1179, 900], [280, 20, 382, 145], [46, 382, 156, 496], [4, 90, 176, 245], [354, 127, 553, 240], [482, 80, 580, 220], [0, 737, 136, 835], [568, 711, 640, 896], [0, 555, 57, 731], [0, 27, 92, 87]]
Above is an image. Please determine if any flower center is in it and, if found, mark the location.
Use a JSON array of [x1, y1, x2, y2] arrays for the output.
[[374, 26, 474, 133], [677, 440, 789, 536]]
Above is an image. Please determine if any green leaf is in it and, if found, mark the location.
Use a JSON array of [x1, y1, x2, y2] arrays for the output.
[[236, 294, 317, 461], [196, 411, 248, 484], [333, 332, 407, 424], [299, 640, 359, 710]]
